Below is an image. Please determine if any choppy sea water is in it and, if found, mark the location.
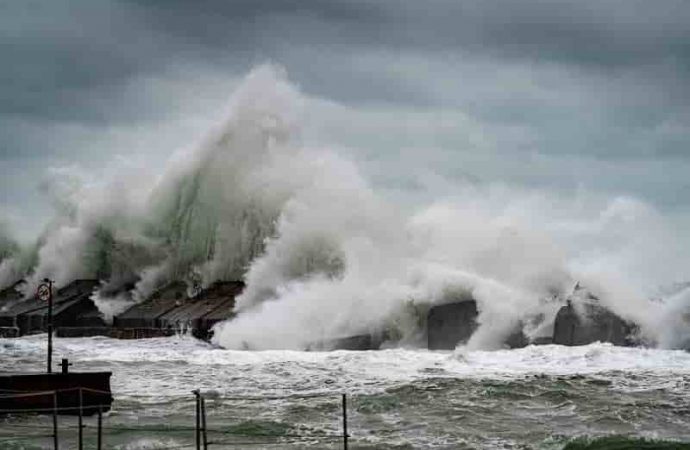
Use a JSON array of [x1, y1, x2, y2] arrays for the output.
[[1, 335, 689, 449]]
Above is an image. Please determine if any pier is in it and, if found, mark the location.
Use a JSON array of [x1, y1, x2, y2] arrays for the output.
[[0, 370, 113, 416]]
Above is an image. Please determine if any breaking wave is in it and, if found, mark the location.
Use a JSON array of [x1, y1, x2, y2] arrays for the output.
[[0, 64, 688, 350]]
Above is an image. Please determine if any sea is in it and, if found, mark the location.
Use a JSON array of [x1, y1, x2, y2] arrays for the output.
[[1, 334, 689, 449]]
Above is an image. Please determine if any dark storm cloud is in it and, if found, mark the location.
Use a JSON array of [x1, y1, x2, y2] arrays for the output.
[[123, 0, 690, 69], [3, 0, 690, 122], [1, 2, 151, 122], [2, 0, 690, 238], [419, 1, 690, 69], [119, 0, 690, 99]]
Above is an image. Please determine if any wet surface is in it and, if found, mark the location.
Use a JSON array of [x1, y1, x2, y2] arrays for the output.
[[1, 335, 689, 449]]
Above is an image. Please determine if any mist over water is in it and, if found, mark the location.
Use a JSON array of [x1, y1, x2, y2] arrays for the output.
[[0, 65, 688, 350]]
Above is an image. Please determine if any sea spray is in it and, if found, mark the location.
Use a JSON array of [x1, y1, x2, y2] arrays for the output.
[[14, 65, 301, 298], [0, 64, 687, 349], [0, 223, 20, 289], [656, 286, 690, 349], [91, 290, 137, 325], [0, 221, 38, 292]]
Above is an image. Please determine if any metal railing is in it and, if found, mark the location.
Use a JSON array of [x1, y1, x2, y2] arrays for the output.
[[0, 387, 351, 449]]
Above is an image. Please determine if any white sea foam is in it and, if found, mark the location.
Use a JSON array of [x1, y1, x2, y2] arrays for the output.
[[3, 336, 689, 400], [115, 438, 184, 450]]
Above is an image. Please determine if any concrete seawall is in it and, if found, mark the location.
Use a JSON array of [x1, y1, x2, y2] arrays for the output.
[[1, 278, 638, 349]]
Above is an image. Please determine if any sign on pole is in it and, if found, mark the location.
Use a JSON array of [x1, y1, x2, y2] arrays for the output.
[[37, 283, 51, 302], [37, 280, 54, 373]]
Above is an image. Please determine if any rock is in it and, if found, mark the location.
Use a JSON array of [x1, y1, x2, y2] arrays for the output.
[[552, 301, 634, 346], [427, 301, 478, 350]]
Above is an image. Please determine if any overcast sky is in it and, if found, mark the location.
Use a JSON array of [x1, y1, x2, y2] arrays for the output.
[[2, 0, 690, 241]]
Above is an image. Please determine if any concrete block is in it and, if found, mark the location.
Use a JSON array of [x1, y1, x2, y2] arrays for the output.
[[427, 301, 478, 350], [505, 326, 529, 349], [553, 301, 634, 346]]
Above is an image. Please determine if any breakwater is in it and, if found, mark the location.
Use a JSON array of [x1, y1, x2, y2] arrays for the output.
[[0, 278, 640, 351]]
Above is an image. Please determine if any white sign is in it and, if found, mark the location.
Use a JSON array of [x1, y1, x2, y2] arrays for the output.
[[37, 283, 50, 302]]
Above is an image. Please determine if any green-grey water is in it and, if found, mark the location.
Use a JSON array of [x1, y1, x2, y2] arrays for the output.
[[2, 335, 689, 449]]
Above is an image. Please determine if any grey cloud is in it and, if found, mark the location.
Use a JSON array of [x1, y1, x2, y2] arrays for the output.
[[0, 1, 166, 122], [123, 0, 690, 69], [1, 0, 690, 239], [3, 0, 690, 122]]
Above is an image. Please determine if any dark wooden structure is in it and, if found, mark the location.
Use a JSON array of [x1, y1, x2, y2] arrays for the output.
[[159, 281, 243, 334], [0, 280, 25, 336], [0, 371, 113, 416], [114, 281, 188, 329], [0, 280, 24, 309], [0, 280, 104, 335], [113, 281, 243, 339], [1, 278, 243, 340]]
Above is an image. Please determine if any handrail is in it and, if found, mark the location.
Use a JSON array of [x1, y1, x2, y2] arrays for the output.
[[0, 390, 353, 449]]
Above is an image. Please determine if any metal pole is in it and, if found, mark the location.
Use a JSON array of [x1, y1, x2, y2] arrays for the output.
[[193, 390, 201, 450], [97, 405, 103, 450], [78, 388, 83, 450], [47, 279, 53, 374], [342, 393, 348, 450], [52, 391, 59, 450], [201, 397, 208, 450]]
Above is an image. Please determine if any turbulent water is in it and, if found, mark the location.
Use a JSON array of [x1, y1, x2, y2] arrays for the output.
[[2, 335, 690, 449]]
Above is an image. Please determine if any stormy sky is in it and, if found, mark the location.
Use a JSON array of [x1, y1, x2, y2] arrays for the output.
[[2, 0, 690, 241]]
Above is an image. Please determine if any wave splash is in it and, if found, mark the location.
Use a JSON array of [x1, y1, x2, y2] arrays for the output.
[[0, 65, 688, 350]]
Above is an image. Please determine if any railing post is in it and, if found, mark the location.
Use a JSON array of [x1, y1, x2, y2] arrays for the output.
[[193, 389, 201, 450], [78, 388, 83, 450], [52, 391, 59, 450], [342, 393, 348, 450], [97, 405, 103, 450], [43, 279, 54, 373], [201, 396, 208, 450]]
